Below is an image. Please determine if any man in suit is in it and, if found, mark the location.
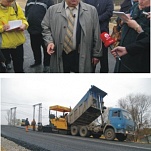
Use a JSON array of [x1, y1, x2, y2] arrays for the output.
[[41, 0, 102, 73], [84, 0, 113, 73]]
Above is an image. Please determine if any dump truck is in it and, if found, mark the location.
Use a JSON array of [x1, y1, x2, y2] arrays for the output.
[[45, 85, 134, 141]]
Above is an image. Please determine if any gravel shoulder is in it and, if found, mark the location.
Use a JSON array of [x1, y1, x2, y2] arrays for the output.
[[1, 137, 31, 151]]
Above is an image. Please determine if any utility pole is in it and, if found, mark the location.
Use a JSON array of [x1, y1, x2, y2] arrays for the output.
[[38, 103, 42, 124], [13, 107, 17, 126], [10, 108, 13, 125], [10, 107, 17, 126], [33, 103, 42, 124], [7, 110, 10, 125], [33, 105, 36, 120]]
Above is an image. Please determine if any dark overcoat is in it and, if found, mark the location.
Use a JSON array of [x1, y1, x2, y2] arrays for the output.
[[116, 3, 150, 73]]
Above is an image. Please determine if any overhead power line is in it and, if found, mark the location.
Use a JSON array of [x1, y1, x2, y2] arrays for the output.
[[1, 101, 33, 107]]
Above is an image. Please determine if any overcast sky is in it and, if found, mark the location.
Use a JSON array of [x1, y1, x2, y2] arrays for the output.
[[1, 74, 151, 125]]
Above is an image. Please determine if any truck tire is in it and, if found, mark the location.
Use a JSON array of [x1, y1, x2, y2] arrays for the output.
[[116, 134, 127, 141], [79, 126, 90, 137], [71, 126, 79, 136], [104, 128, 115, 141]]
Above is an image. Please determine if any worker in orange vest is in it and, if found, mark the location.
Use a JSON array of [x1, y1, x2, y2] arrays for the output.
[[31, 119, 36, 131]]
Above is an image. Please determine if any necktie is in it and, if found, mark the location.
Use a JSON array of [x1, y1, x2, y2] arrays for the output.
[[63, 7, 75, 54]]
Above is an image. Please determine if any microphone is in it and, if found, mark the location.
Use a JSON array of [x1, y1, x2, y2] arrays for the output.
[[100, 32, 116, 49], [100, 32, 134, 73], [73, 14, 76, 18], [100, 32, 120, 60], [100, 32, 121, 73]]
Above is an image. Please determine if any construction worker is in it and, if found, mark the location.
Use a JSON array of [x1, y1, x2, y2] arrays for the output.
[[25, 118, 30, 132], [31, 119, 36, 131]]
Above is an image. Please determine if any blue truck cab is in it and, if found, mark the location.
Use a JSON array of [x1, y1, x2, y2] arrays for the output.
[[103, 108, 135, 141]]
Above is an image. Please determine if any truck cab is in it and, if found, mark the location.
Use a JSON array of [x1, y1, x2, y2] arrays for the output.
[[103, 108, 135, 141]]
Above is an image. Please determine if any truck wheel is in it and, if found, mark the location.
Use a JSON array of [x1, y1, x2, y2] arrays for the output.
[[71, 126, 79, 136], [92, 134, 101, 138], [116, 134, 127, 141], [104, 128, 115, 141], [79, 126, 90, 137]]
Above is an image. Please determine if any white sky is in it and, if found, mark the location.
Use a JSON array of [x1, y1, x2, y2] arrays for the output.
[[1, 74, 151, 125]]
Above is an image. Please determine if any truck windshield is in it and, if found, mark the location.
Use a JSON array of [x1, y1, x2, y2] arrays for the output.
[[122, 111, 133, 120]]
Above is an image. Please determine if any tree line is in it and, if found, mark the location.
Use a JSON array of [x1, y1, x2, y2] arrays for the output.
[[118, 93, 151, 143]]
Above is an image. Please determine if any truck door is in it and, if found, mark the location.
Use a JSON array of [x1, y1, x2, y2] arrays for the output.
[[109, 110, 124, 130], [121, 111, 134, 132]]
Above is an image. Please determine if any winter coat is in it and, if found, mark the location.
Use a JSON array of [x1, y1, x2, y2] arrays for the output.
[[126, 32, 150, 72], [117, 3, 150, 73], [0, 3, 28, 49], [41, 1, 102, 73], [25, 120, 30, 126], [25, 0, 54, 34], [84, 0, 113, 33], [31, 120, 36, 126]]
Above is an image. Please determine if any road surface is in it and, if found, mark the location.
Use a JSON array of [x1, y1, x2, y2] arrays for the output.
[[1, 125, 151, 151]]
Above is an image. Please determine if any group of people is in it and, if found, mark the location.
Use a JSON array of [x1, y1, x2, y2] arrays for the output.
[[25, 118, 36, 132], [0, 0, 150, 73], [112, 0, 150, 73]]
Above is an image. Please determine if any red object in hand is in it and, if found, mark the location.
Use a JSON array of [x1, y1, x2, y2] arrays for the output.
[[100, 32, 116, 48]]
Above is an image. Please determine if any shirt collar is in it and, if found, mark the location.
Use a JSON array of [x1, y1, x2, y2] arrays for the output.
[[64, 1, 79, 10]]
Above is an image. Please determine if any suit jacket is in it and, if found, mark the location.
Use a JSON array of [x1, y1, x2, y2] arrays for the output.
[[120, 0, 132, 13], [42, 1, 102, 73], [84, 0, 113, 33]]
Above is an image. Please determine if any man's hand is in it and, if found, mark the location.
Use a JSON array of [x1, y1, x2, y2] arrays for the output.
[[47, 43, 55, 55], [92, 58, 100, 65], [147, 12, 151, 19], [111, 46, 127, 58]]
